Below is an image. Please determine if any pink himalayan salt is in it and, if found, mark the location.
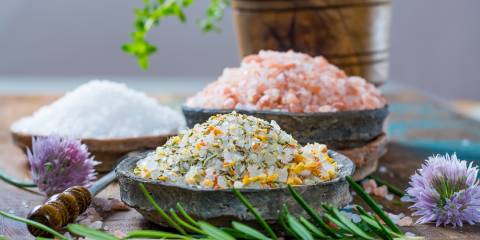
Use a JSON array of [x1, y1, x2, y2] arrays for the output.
[[362, 179, 378, 194], [397, 216, 413, 227], [186, 50, 386, 112], [373, 185, 389, 198], [362, 179, 390, 198]]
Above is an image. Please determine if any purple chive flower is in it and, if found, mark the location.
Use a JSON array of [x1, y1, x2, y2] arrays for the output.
[[28, 136, 98, 196], [406, 153, 480, 227]]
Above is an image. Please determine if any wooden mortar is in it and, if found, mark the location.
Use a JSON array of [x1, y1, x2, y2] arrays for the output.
[[231, 0, 392, 85]]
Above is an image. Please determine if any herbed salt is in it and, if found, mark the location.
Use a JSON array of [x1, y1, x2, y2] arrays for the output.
[[11, 80, 185, 139]]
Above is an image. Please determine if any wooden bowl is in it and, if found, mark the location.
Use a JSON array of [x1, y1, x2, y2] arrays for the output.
[[10, 131, 174, 173], [116, 150, 354, 226], [182, 105, 388, 149]]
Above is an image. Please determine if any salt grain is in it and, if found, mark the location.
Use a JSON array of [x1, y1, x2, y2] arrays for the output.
[[187, 50, 386, 112], [11, 80, 185, 139], [89, 220, 103, 230], [385, 193, 394, 201], [397, 216, 413, 227]]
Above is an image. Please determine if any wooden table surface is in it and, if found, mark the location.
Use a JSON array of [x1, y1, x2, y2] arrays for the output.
[[1, 87, 479, 239]]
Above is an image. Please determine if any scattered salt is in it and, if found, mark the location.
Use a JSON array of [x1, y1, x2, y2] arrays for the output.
[[89, 220, 103, 230], [405, 231, 416, 237], [397, 216, 413, 227], [362, 179, 377, 194], [113, 230, 127, 238], [11, 80, 185, 139], [378, 165, 388, 173], [341, 210, 362, 223], [385, 193, 394, 201]]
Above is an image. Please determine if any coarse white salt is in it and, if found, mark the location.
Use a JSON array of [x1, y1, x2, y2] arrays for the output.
[[11, 80, 185, 139]]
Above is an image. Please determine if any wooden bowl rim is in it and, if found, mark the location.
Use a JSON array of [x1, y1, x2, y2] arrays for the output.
[[10, 130, 177, 143], [115, 150, 355, 193]]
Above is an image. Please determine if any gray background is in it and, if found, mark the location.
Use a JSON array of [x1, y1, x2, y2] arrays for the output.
[[0, 0, 479, 99]]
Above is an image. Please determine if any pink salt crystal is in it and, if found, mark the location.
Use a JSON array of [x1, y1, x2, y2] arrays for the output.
[[397, 216, 413, 227], [362, 179, 378, 194], [92, 197, 129, 212], [373, 185, 389, 198], [186, 50, 386, 112], [113, 230, 127, 239]]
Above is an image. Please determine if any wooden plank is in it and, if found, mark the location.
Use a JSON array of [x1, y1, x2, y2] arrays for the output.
[[0, 88, 479, 239]]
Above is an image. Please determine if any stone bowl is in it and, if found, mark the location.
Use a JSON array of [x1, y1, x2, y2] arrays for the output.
[[116, 150, 355, 226], [182, 105, 388, 149], [10, 131, 174, 173]]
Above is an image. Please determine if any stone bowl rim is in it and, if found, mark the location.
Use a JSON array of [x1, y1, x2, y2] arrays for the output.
[[182, 104, 388, 117], [115, 150, 355, 193]]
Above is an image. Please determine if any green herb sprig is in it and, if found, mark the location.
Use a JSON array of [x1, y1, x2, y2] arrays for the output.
[[1, 177, 419, 239], [0, 170, 36, 189], [123, 0, 230, 70]]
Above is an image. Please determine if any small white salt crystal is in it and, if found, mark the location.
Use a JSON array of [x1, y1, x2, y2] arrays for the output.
[[397, 216, 413, 227], [400, 195, 412, 202], [405, 231, 416, 237], [341, 211, 361, 223], [385, 194, 394, 201], [89, 220, 103, 230], [11, 80, 185, 139], [113, 230, 127, 238]]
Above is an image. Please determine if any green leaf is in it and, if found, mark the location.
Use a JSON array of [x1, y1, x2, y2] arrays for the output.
[[0, 210, 67, 240], [287, 185, 337, 237], [278, 205, 298, 238], [176, 203, 200, 227], [323, 213, 348, 232], [298, 216, 328, 239], [0, 170, 36, 188], [67, 224, 118, 240], [356, 205, 403, 238], [138, 183, 187, 234], [374, 217, 394, 240], [329, 207, 374, 240], [221, 227, 251, 239], [232, 188, 277, 240], [124, 229, 187, 239], [346, 176, 403, 234], [286, 214, 314, 240], [169, 208, 204, 234], [198, 221, 235, 240], [232, 221, 270, 240]]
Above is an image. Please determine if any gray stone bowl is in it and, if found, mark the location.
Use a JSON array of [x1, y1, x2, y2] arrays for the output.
[[182, 105, 388, 149], [116, 150, 355, 227]]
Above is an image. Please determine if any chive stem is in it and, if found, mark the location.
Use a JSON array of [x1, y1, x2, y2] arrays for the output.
[[0, 210, 67, 240], [232, 188, 277, 240], [0, 171, 36, 188], [139, 183, 187, 235], [346, 176, 402, 234]]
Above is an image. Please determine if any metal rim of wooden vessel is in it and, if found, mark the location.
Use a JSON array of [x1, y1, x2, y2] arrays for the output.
[[115, 150, 355, 226]]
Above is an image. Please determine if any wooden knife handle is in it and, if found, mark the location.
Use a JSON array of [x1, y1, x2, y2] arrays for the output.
[[27, 186, 92, 237]]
